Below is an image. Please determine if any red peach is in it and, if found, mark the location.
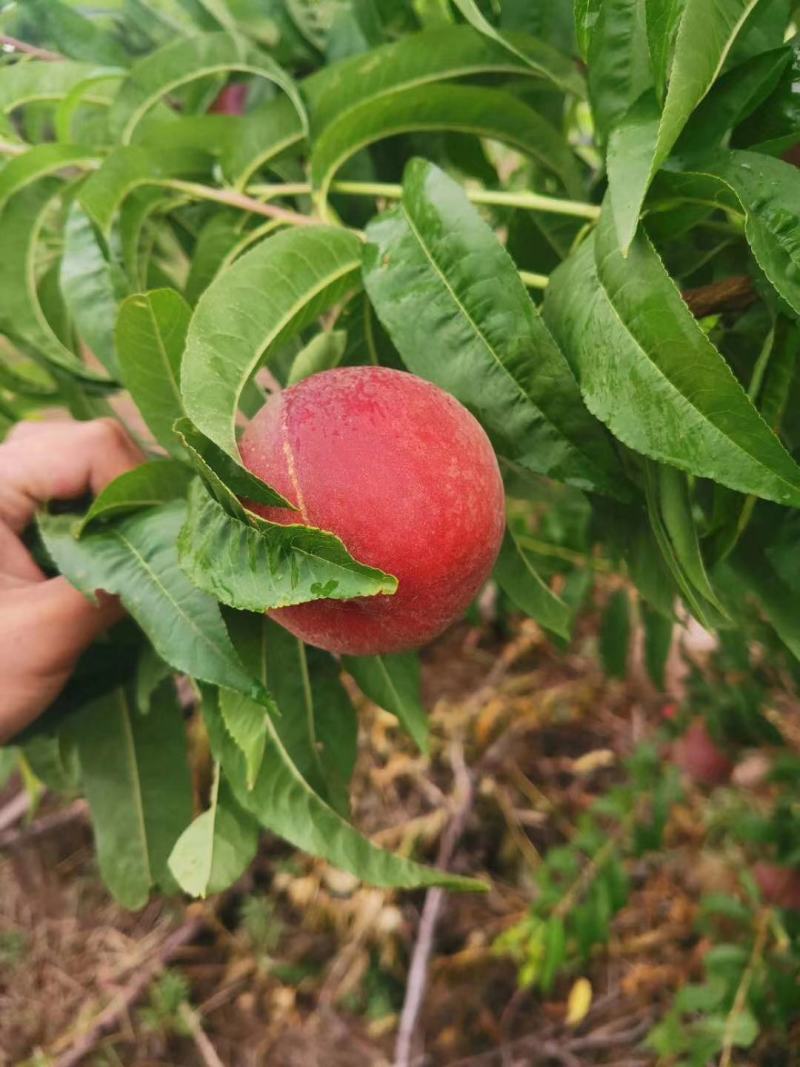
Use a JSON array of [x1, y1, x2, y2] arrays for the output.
[[672, 719, 733, 787], [209, 83, 249, 115], [754, 862, 800, 911], [239, 366, 505, 655]]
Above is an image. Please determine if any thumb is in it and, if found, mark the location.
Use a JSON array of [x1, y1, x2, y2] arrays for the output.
[[0, 578, 123, 743]]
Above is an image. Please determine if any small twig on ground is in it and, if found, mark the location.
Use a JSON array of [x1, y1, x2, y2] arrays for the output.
[[442, 1018, 654, 1067], [394, 742, 473, 1067], [179, 1002, 227, 1067], [52, 915, 206, 1067], [0, 798, 87, 850], [395, 631, 540, 1067], [0, 789, 30, 833], [0, 34, 64, 61]]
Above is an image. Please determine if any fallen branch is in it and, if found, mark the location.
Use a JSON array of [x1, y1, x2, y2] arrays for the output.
[[0, 789, 30, 834], [394, 743, 473, 1067], [394, 631, 539, 1067], [442, 1018, 654, 1067], [179, 1002, 227, 1067], [52, 916, 205, 1067], [0, 798, 87, 850]]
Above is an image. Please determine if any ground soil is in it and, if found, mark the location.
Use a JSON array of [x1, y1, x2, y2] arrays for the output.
[[1, 611, 796, 1067]]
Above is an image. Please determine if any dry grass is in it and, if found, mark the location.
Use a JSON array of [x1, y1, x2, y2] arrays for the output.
[[1, 609, 793, 1066]]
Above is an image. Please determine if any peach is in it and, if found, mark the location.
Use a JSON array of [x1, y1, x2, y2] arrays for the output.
[[672, 719, 733, 787], [754, 862, 800, 911], [209, 83, 248, 115], [239, 367, 505, 655]]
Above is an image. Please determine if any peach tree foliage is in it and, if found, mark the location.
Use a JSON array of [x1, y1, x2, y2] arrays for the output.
[[0, 0, 799, 921]]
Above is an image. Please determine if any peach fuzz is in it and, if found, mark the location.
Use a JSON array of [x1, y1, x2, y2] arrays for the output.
[[239, 366, 505, 655]]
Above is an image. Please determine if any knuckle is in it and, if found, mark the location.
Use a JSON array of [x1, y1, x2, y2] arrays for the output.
[[92, 417, 127, 447]]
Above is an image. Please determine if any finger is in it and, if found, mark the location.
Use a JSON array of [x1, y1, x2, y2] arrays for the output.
[[0, 577, 123, 743], [0, 520, 45, 582], [0, 418, 144, 532]]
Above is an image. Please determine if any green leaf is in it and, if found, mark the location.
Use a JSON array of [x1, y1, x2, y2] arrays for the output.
[[107, 31, 306, 144], [0, 144, 98, 213], [172, 413, 294, 518], [305, 23, 584, 132], [0, 59, 106, 121], [79, 145, 211, 235], [606, 88, 661, 251], [184, 213, 245, 304], [599, 588, 630, 678], [287, 330, 347, 385], [539, 916, 566, 992], [337, 290, 402, 368], [642, 600, 673, 689], [574, 0, 602, 60], [645, 0, 686, 101], [77, 461, 193, 534], [644, 461, 729, 629], [732, 33, 800, 153], [562, 207, 800, 507], [202, 685, 486, 891], [0, 748, 17, 790], [696, 1009, 759, 1048], [54, 68, 124, 144], [133, 111, 250, 157], [250, 617, 358, 815], [23, 734, 79, 794], [0, 181, 113, 389], [222, 610, 357, 812], [173, 417, 293, 514], [493, 527, 571, 639], [218, 690, 269, 790], [182, 225, 362, 458], [450, 0, 582, 89], [39, 502, 265, 700], [70, 681, 192, 908], [363, 160, 625, 497], [586, 0, 652, 143], [178, 477, 397, 611], [227, 21, 579, 187], [724, 542, 800, 662], [222, 102, 306, 188], [168, 763, 259, 897], [342, 651, 428, 754], [758, 316, 799, 434], [136, 645, 171, 715], [608, 0, 762, 250], [688, 150, 800, 319], [675, 46, 791, 157], [24, 0, 130, 66], [311, 84, 584, 215], [728, 0, 790, 63], [60, 203, 123, 377], [116, 289, 189, 456]]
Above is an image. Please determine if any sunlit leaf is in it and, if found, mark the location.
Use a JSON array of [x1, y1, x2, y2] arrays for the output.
[[364, 160, 625, 497], [168, 763, 258, 897]]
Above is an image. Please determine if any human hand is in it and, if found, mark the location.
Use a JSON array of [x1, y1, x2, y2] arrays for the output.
[[0, 419, 143, 744]]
